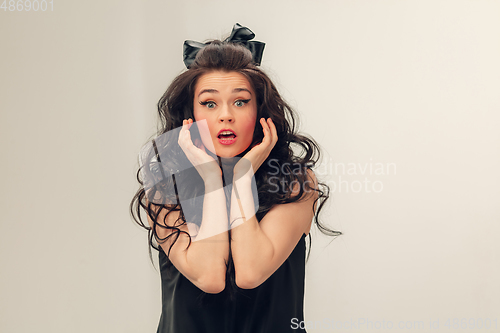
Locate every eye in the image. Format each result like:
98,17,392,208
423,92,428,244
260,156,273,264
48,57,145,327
199,101,216,109
235,99,251,107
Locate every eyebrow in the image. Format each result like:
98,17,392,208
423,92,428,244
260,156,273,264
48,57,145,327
198,88,252,98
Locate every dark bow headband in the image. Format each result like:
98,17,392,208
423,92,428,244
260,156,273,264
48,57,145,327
182,23,265,69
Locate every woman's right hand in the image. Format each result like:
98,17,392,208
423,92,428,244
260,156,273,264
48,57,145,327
178,118,222,183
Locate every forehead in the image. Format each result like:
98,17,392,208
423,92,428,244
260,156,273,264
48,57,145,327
195,71,253,93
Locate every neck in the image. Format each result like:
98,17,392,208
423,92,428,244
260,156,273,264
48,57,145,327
205,148,252,185
218,156,238,169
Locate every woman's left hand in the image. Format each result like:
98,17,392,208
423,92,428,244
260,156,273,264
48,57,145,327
234,118,278,179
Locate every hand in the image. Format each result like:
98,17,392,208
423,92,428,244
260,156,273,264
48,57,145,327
177,119,222,183
234,118,278,179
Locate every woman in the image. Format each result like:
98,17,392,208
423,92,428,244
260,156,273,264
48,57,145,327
130,23,341,333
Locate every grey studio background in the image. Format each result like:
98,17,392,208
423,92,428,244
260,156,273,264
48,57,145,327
1,1,499,332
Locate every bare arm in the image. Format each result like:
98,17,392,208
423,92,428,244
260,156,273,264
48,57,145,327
229,168,317,289
146,177,229,294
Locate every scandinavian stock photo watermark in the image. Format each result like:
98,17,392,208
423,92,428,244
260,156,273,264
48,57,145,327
267,157,397,194
291,317,498,331
139,120,398,243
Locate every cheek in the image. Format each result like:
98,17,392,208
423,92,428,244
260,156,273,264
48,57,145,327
193,109,211,133
241,115,257,140
193,108,203,123
242,120,256,135
192,109,212,145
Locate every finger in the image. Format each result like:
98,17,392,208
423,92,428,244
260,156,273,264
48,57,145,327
183,119,191,133
180,120,194,148
179,120,186,141
268,118,278,145
260,117,269,134
266,118,273,137
262,118,272,144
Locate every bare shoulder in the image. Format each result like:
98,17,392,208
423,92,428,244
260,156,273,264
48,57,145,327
290,167,319,220
303,168,319,198
260,167,318,240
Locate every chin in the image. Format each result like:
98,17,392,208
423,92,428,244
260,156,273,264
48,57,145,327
207,141,252,159
205,147,238,159
215,151,241,159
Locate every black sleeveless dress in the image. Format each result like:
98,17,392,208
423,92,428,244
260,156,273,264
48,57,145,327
156,233,308,333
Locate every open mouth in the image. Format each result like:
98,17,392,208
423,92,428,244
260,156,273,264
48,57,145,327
217,129,237,145
218,130,236,140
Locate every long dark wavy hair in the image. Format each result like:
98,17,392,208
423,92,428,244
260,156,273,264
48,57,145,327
129,39,341,301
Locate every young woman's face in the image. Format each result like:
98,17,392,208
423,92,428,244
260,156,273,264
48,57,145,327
193,70,257,158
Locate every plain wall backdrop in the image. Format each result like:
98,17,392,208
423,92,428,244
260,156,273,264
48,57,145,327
1,1,499,332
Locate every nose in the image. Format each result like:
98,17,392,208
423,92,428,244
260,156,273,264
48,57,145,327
218,104,234,123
